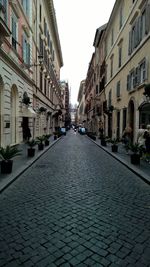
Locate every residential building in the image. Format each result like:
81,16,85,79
77,80,86,127
60,81,71,128
0,0,63,146
84,53,96,132
104,0,150,141
93,24,107,136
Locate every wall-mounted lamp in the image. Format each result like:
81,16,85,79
23,55,44,69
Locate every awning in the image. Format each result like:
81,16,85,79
22,107,36,117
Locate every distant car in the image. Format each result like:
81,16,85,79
81,127,86,134
60,127,66,135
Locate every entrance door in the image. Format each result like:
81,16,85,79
117,111,120,139
128,100,134,142
22,117,29,141
108,113,112,138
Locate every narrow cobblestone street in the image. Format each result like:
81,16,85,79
0,131,150,267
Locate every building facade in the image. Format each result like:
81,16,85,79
80,0,150,142
77,80,86,127
104,0,150,141
0,0,63,147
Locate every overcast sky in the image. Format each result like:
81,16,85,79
53,0,116,105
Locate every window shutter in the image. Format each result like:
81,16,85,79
145,4,150,34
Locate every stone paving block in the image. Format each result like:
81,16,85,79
0,133,150,267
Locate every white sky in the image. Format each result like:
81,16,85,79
53,0,116,105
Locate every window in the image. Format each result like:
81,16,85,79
39,4,42,22
96,85,98,95
110,56,114,78
44,18,47,36
128,5,150,55
108,90,112,107
22,0,29,16
12,12,18,50
127,58,147,91
139,59,147,83
0,0,8,23
40,71,43,91
22,32,30,64
111,28,114,46
118,46,122,68
44,77,47,95
119,6,123,29
116,81,121,98
39,35,43,56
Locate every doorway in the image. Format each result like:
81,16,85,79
22,117,29,141
128,100,134,142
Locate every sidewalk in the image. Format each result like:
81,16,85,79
0,136,62,193
87,136,150,185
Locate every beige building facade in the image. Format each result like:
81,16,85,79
104,0,150,141
0,0,63,147
77,80,86,127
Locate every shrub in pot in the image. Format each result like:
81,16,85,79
0,145,21,174
27,139,37,157
36,136,45,150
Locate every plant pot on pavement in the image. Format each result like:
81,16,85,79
130,154,140,165
111,144,118,152
45,140,49,146
101,139,107,146
27,148,35,157
0,145,21,174
38,143,44,150
1,160,13,174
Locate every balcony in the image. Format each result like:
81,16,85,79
0,3,11,45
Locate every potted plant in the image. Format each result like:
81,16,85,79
110,138,119,152
53,132,58,140
129,142,143,165
36,136,45,150
43,134,51,146
27,139,37,157
0,145,21,174
101,136,107,146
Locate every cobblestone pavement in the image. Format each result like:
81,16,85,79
0,131,150,267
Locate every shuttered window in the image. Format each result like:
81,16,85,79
127,58,147,91
128,4,150,55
